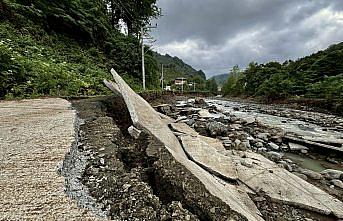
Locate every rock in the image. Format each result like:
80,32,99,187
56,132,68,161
242,141,251,149
331,179,343,189
321,169,343,180
244,117,256,125
122,184,132,192
278,161,292,172
289,142,309,151
206,121,228,136
185,119,196,126
293,172,308,180
299,168,322,180
241,159,253,168
255,142,264,148
268,142,279,150
99,158,105,165
257,133,269,141
195,97,206,105
230,124,242,130
254,197,266,202
156,104,172,115
176,116,187,122
300,149,308,154
257,147,267,153
266,151,283,161
128,125,141,139
198,109,213,118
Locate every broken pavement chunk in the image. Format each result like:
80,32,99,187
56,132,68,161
227,151,343,218
128,126,141,139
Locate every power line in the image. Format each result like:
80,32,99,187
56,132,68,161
116,0,134,21
111,1,133,23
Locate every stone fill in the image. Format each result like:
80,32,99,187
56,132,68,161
0,98,101,220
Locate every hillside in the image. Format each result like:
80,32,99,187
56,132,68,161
153,52,206,84
222,42,343,100
0,0,159,99
210,73,229,86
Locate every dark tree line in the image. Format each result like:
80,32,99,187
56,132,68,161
222,42,343,100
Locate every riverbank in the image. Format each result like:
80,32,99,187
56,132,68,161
219,96,343,116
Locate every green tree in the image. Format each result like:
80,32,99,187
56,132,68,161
206,78,218,94
107,0,160,36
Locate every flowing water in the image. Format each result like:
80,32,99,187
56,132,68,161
206,99,343,172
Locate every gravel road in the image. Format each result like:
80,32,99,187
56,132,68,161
0,98,100,220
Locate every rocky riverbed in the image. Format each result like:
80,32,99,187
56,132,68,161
154,97,343,202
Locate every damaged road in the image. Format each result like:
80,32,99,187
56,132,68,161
58,69,343,220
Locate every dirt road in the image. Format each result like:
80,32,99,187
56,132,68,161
0,98,99,220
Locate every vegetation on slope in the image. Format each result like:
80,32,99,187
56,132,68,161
153,52,217,92
0,0,160,99
222,43,343,100
210,73,229,86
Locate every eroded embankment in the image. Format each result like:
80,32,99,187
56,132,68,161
68,96,247,220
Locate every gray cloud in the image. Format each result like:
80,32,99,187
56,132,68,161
152,0,343,78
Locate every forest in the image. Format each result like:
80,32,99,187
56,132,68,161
222,42,343,100
0,0,217,99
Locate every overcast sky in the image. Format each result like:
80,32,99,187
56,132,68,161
151,0,343,78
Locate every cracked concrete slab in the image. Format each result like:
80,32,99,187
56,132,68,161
105,69,265,221
181,135,238,181
227,151,343,218
0,98,101,220
169,122,225,151
170,122,199,136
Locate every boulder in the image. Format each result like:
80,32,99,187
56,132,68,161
257,133,269,141
292,172,308,180
298,168,323,180
332,180,343,189
321,169,343,180
195,98,206,105
155,104,172,115
244,117,256,125
206,121,228,136
266,151,283,161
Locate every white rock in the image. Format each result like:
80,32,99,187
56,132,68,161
128,125,141,139
321,169,343,180
289,142,309,151
268,142,279,150
332,180,343,189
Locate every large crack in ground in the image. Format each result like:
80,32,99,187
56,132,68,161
65,96,246,220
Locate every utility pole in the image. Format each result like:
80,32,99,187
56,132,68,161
141,27,146,91
141,24,157,91
181,79,184,94
161,64,164,90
